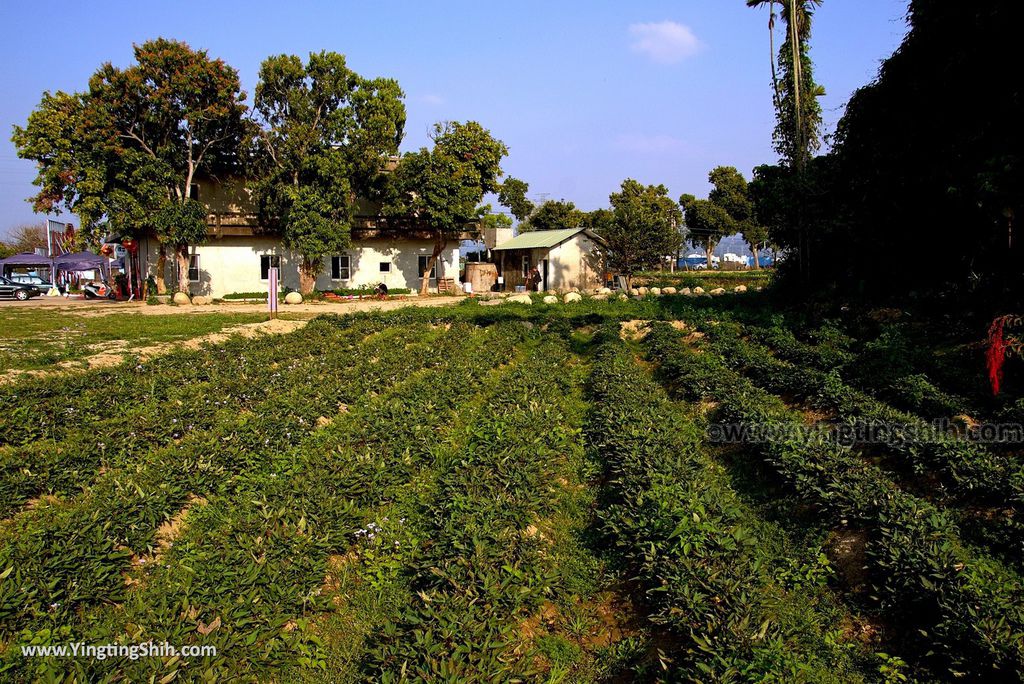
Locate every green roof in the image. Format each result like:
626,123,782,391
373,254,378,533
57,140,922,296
491,227,588,251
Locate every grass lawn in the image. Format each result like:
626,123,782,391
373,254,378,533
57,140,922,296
0,307,278,372
634,268,774,290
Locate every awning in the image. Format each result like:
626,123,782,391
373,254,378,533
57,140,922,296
0,252,53,268
55,251,106,271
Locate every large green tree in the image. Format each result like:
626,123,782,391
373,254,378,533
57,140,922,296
680,193,734,270
385,121,508,294
13,38,248,293
747,1,825,282
604,180,682,289
497,177,533,224
707,166,768,269
520,200,584,232
253,51,405,294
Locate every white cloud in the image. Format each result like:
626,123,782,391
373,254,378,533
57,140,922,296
419,93,445,106
615,133,692,155
628,21,703,64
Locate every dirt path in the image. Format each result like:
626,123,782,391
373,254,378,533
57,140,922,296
0,296,464,385
0,295,464,317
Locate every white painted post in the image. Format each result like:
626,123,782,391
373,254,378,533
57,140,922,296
268,267,278,319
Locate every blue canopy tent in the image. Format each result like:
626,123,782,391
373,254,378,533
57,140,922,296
0,252,57,291
0,252,54,275
55,251,107,273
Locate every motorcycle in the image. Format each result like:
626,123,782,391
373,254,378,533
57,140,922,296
83,281,116,300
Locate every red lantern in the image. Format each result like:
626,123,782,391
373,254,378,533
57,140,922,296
122,237,138,254
100,244,114,257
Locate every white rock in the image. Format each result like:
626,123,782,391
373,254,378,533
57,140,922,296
192,296,210,305
629,288,640,296
172,292,191,305
709,288,726,296
734,285,747,293
284,291,303,304
649,287,662,296
546,289,558,295
637,287,649,296
563,292,583,304
692,287,704,295
592,294,609,301
479,298,502,306
543,295,559,304
680,287,691,296
662,287,676,295
506,293,533,305
598,287,612,295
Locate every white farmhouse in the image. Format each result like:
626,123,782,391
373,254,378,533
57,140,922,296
140,177,468,297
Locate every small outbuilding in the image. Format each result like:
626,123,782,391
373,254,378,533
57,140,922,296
490,227,605,292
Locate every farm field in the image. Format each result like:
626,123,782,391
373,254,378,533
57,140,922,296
0,307,286,374
0,294,1021,682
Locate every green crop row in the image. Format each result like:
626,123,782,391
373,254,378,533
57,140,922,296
746,322,976,422
0,321,455,640
2,322,528,681
360,334,589,681
586,326,879,682
645,323,1024,679
0,321,399,518
0,317,384,448
699,321,1019,509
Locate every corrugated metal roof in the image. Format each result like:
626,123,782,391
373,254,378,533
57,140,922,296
491,227,587,251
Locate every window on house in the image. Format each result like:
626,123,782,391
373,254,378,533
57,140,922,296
188,254,200,282
417,255,436,280
331,255,350,280
188,183,200,201
260,255,281,280
522,255,531,277
379,261,391,273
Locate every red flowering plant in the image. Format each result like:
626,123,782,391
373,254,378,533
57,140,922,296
986,315,1023,395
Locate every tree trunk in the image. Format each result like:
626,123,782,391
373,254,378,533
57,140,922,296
175,246,190,294
155,243,168,294
299,257,317,295
706,239,718,270
752,244,761,270
421,235,445,296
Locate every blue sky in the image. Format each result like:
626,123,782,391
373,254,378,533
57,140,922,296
0,0,910,236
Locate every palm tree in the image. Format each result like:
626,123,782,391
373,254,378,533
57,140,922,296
746,0,823,169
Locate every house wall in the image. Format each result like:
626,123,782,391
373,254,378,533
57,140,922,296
548,234,603,291
144,237,459,298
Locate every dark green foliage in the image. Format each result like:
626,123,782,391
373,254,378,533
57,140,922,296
645,322,1024,678
587,329,870,681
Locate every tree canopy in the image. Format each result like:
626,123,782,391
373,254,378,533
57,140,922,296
13,38,248,292
252,51,406,293
497,177,533,224
520,200,584,232
384,121,508,293
603,180,682,287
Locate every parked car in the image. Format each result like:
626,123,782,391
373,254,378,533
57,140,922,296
9,274,54,293
0,276,43,301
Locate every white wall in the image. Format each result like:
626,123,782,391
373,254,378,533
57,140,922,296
546,234,602,291
144,237,460,298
